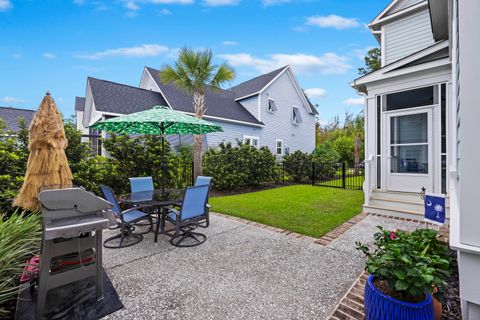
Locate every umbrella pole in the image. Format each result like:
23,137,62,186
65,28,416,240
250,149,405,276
161,133,165,195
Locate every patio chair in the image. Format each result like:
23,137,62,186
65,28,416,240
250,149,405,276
129,176,157,225
101,186,153,249
129,176,154,193
161,184,210,247
194,176,212,227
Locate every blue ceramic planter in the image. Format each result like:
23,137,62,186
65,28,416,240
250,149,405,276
364,275,434,320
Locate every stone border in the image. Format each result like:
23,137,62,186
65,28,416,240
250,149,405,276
211,211,370,246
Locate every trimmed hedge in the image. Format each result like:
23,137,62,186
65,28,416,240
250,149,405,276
203,142,277,191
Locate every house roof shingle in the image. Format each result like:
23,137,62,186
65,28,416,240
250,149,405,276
75,97,86,111
145,67,263,125
88,77,168,114
0,106,35,132
229,66,288,99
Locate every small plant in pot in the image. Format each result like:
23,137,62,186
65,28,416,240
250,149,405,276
356,227,450,320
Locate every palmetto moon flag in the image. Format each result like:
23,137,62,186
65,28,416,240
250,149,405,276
424,193,446,225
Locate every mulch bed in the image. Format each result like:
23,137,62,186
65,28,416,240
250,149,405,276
209,182,296,198
442,248,462,320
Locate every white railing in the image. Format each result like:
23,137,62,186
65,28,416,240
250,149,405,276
363,154,375,206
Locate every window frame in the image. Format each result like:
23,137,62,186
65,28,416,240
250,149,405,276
275,139,283,156
243,135,260,149
292,106,303,125
267,98,277,113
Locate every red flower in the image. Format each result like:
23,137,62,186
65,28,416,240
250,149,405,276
389,231,397,240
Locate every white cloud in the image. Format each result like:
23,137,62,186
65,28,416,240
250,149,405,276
76,44,170,60
220,52,351,75
352,46,375,60
73,0,85,5
157,8,172,15
306,15,360,30
125,1,139,10
222,41,239,46
43,53,56,59
203,0,239,6
304,88,327,99
344,97,364,106
1,96,24,103
262,0,290,6
0,0,12,11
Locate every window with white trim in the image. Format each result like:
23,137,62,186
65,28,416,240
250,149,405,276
292,106,302,125
275,139,283,155
267,98,277,113
243,135,259,149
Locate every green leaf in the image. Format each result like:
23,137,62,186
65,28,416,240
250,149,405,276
394,270,407,280
395,279,409,291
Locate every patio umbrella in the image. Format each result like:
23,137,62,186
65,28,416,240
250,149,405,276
13,92,73,211
90,105,222,193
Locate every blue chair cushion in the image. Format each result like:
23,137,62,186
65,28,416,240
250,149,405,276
123,209,149,223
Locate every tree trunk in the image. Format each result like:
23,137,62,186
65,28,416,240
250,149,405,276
193,92,206,179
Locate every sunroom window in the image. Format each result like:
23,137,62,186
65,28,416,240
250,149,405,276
267,98,277,112
292,106,302,125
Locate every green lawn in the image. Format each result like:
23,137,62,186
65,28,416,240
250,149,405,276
210,185,364,238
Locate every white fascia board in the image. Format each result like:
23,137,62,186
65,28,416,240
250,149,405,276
369,0,401,27
370,1,428,28
285,69,316,115
354,41,450,86
234,66,290,102
181,112,265,128
258,66,289,96
144,67,173,108
234,92,260,101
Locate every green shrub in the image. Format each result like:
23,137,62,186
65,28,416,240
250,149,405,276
312,141,340,163
283,150,312,183
0,211,42,318
356,227,450,301
203,142,277,191
0,118,29,216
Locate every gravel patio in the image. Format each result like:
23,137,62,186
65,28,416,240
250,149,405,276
102,212,434,320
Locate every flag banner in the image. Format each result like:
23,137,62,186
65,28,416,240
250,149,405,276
424,193,446,225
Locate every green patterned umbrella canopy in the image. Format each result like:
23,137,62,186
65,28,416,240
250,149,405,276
90,105,223,134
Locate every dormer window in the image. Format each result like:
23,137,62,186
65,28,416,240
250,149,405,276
292,106,302,125
267,98,277,113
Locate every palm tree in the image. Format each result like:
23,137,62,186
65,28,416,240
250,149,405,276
159,47,235,178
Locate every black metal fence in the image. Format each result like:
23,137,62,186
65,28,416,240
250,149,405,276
311,162,364,190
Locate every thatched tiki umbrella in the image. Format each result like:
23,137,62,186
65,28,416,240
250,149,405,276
13,92,73,211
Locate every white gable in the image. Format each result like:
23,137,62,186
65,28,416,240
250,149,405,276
387,0,423,16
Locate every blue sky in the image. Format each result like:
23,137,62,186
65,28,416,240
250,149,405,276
0,0,388,124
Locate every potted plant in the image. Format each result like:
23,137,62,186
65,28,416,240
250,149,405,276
356,227,450,320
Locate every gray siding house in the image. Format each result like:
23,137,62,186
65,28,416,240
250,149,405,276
0,106,35,133
77,65,318,156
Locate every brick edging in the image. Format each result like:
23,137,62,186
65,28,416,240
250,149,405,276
328,272,368,320
211,211,370,246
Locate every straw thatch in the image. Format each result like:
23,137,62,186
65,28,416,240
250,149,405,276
13,93,73,211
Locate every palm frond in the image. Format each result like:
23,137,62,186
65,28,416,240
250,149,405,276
159,47,235,93
210,62,235,88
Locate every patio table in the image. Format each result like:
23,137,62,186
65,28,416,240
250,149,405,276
121,189,184,243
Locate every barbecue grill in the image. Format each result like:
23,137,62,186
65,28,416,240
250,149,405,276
36,187,115,319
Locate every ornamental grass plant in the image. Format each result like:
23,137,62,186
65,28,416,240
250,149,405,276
0,210,41,318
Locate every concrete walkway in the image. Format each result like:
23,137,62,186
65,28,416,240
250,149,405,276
103,213,426,320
